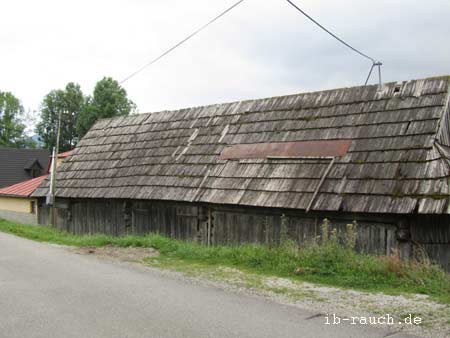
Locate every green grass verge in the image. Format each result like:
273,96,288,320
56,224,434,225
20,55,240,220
1,219,449,304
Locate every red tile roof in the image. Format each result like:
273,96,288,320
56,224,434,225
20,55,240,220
0,175,48,198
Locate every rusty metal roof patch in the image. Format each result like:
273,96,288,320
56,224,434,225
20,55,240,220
219,140,352,160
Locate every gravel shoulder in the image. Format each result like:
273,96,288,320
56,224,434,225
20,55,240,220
72,245,450,338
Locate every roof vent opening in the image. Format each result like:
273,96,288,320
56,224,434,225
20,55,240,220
394,85,401,93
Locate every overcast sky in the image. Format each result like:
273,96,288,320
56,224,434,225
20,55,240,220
1,0,450,123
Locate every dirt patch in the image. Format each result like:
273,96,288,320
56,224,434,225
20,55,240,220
74,245,159,262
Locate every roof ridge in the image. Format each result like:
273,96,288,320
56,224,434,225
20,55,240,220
92,76,450,128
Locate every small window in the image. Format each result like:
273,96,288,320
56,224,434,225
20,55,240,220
31,168,41,178
30,201,36,214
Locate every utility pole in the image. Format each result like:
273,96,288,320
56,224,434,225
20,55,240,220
47,110,62,226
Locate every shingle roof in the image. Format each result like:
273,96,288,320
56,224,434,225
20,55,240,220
33,76,450,214
0,175,48,197
0,148,50,188
23,158,43,170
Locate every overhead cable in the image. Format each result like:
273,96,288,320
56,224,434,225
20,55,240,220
285,0,382,85
120,0,246,84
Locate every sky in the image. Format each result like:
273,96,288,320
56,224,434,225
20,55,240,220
1,0,450,128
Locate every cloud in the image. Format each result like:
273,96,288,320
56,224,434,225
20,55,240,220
1,0,449,121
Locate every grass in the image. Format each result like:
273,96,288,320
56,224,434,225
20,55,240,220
1,219,449,304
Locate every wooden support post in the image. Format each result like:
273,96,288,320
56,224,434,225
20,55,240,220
396,218,411,260
196,206,207,243
199,207,215,246
207,208,212,246
123,201,132,234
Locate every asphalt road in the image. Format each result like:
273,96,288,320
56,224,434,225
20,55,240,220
0,232,419,338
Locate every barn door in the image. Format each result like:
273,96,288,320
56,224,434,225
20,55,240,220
175,205,205,241
197,206,214,245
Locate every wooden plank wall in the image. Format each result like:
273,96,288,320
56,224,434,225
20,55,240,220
37,202,51,225
36,198,449,271
211,208,397,255
68,200,125,235
38,199,402,256
132,201,199,240
411,215,450,272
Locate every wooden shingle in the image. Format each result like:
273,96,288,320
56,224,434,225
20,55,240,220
33,76,450,214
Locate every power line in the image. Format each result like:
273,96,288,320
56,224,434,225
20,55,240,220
120,0,246,84
121,0,382,86
285,0,377,63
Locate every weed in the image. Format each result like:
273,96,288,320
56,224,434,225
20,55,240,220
383,249,404,276
320,218,329,243
344,221,357,250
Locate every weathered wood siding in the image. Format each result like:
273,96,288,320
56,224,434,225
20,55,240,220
38,201,51,225
132,201,199,240
211,206,398,255
37,198,449,272
412,215,450,272
73,200,125,235
39,198,398,254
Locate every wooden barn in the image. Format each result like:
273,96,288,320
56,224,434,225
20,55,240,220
33,76,450,271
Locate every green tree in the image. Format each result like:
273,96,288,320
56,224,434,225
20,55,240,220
76,77,136,137
36,83,85,151
0,91,35,148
